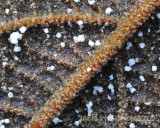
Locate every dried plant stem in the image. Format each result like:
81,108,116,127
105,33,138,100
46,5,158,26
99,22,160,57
8,63,58,92
25,0,160,127
0,10,118,35
0,103,33,117
114,57,126,128
126,97,160,106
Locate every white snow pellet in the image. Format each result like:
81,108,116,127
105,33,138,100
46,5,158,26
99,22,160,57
105,7,113,15
19,26,27,33
8,32,22,44
8,92,13,98
5,9,9,14
107,114,114,121
152,65,157,71
88,40,94,47
138,31,143,37
139,76,145,81
129,123,135,128
56,32,62,38
125,66,132,71
52,117,63,125
88,0,95,5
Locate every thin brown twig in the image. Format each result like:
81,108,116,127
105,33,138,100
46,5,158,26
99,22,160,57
114,57,126,128
0,103,33,117
126,97,160,106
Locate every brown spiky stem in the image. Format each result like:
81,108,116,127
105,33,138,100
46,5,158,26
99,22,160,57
25,0,160,127
0,10,119,35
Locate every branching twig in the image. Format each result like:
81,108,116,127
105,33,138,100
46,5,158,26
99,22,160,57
25,0,160,127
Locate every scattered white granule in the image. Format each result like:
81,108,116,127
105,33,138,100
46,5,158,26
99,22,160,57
144,102,151,105
0,119,5,124
13,45,21,52
126,83,132,88
19,26,27,33
20,84,23,88
73,35,85,43
95,40,101,46
67,8,72,13
87,67,91,72
130,87,136,93
8,31,22,44
126,83,136,93
74,119,81,126
126,41,132,50
75,110,79,113
5,9,9,14
0,125,5,128
128,58,139,66
54,53,57,57
139,42,145,49
151,15,155,20
107,114,114,121
147,28,151,33
139,76,145,81
107,95,111,100
129,123,135,128
157,13,160,19
56,32,62,38
151,46,154,50
60,42,65,47
88,40,94,47
109,74,114,80
1,86,6,90
8,87,13,90
4,119,10,124
77,35,85,42
43,28,49,34
2,62,8,66
74,0,80,3
73,36,78,43
88,0,95,5
47,34,50,38
86,101,93,116
47,65,55,71
108,84,114,94
105,7,113,15
78,20,83,26
14,56,19,60
125,66,132,71
8,92,13,98
135,106,140,112
138,31,143,37
53,117,63,125
152,65,157,71
93,86,103,95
